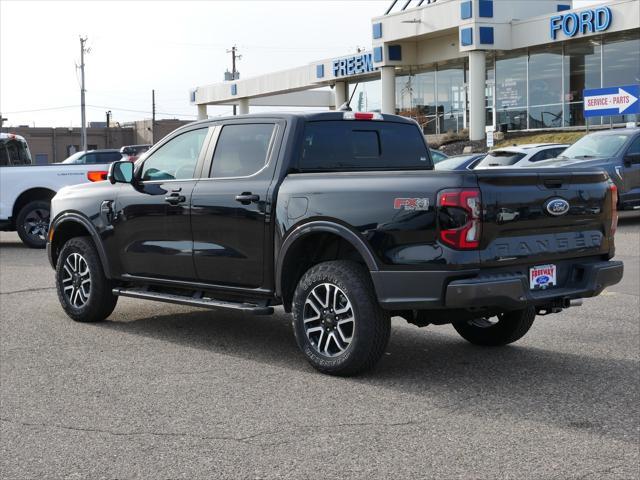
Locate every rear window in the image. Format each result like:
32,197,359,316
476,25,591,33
1,139,32,165
476,151,526,167
299,121,431,171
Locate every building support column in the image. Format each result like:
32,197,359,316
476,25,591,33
238,98,250,115
381,66,396,115
334,81,348,109
197,104,207,120
468,50,487,141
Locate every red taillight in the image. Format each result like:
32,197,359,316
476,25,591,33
437,188,482,250
87,170,108,182
610,183,618,236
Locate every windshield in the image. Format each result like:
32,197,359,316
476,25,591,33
61,151,86,164
560,134,630,159
476,151,525,167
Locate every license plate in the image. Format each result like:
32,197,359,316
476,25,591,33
529,264,557,290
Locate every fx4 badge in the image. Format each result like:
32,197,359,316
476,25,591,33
394,198,430,211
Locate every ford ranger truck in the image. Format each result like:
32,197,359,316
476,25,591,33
46,112,623,376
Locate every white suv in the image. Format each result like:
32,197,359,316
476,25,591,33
475,143,569,169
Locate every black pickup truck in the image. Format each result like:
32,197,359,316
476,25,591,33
47,112,623,375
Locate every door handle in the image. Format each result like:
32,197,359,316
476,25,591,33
235,192,260,204
165,192,186,204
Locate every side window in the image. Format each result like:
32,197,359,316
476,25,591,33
0,146,8,166
210,123,275,178
530,148,559,162
141,128,208,181
529,151,545,162
626,137,640,158
93,152,120,164
107,151,123,163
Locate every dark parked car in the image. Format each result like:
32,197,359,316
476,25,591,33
434,153,485,171
61,149,123,165
532,128,640,210
47,112,622,376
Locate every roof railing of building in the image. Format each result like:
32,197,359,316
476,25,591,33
384,0,432,15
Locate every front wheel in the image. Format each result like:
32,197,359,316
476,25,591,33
292,260,390,376
452,307,536,346
16,200,50,248
55,237,118,322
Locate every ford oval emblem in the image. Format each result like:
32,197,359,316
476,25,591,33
545,198,570,216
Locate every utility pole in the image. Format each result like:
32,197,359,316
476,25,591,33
227,45,241,115
151,89,156,144
79,36,89,151
105,110,111,148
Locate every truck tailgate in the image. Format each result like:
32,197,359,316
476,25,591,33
476,170,614,267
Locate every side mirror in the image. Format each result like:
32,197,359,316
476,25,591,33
623,152,640,167
108,160,134,184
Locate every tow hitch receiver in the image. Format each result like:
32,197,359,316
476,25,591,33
537,298,583,316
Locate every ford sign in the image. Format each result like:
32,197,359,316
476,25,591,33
545,198,570,216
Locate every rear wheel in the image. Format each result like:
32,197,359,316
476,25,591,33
452,307,536,346
55,237,117,322
16,200,50,248
292,260,390,376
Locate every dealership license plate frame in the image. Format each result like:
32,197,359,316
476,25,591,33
529,264,557,290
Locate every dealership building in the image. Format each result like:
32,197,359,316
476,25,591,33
192,0,640,140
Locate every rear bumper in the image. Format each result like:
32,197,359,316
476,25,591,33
372,260,623,311
445,260,623,309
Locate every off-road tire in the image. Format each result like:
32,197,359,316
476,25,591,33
16,200,50,248
292,260,390,376
452,307,536,346
55,236,117,322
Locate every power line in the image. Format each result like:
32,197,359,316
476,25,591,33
86,104,198,118
4,104,198,118
3,105,78,114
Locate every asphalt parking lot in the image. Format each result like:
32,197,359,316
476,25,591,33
1,213,638,479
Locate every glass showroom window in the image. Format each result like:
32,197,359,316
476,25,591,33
437,60,466,134
349,79,382,113
603,30,640,125
564,37,602,127
396,69,437,134
528,45,563,129
495,50,528,131
486,53,496,129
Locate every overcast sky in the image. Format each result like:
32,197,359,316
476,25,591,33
0,0,604,127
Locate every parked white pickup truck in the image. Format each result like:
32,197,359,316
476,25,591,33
0,133,111,248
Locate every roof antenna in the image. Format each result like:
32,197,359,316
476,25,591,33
339,82,359,112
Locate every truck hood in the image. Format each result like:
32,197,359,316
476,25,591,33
55,179,115,198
